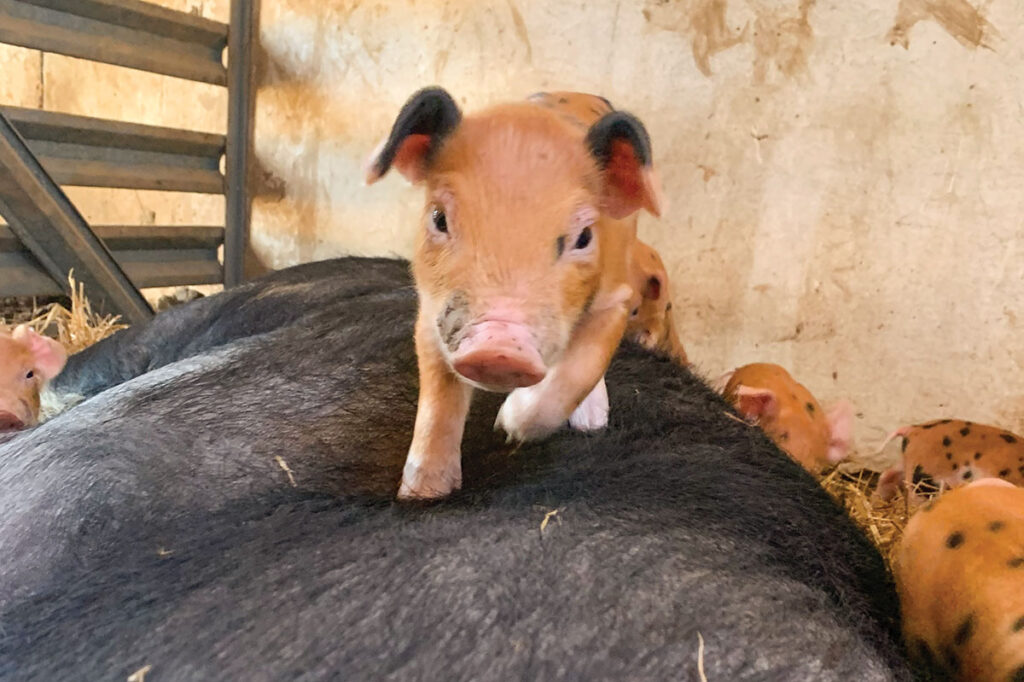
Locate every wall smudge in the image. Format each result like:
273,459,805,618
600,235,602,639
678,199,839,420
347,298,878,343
643,0,815,82
643,0,747,76
888,0,998,50
750,0,815,83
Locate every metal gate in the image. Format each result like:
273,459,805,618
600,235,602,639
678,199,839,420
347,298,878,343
0,0,257,324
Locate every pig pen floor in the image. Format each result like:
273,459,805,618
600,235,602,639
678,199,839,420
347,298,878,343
822,469,910,567
2,290,914,573
1,296,70,326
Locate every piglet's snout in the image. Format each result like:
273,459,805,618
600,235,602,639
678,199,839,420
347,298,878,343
0,410,25,432
452,320,546,390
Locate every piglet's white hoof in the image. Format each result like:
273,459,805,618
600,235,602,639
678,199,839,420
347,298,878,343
569,378,609,432
495,385,563,443
396,456,461,501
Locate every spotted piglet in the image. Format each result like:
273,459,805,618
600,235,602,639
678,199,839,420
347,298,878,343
874,420,1024,503
896,478,1024,681
527,90,616,135
715,363,853,475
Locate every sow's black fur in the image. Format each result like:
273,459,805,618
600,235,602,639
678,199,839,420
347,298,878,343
0,258,916,681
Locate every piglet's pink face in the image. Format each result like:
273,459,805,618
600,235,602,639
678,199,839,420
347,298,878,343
0,326,67,431
366,88,662,392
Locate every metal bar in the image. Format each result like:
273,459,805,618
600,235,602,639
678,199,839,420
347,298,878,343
3,106,226,193
111,247,222,288
0,111,152,323
18,0,228,47
223,0,256,288
0,0,227,85
2,106,225,157
0,225,224,252
0,248,222,296
36,155,223,193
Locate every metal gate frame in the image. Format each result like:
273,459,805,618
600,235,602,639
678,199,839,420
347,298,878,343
0,0,257,324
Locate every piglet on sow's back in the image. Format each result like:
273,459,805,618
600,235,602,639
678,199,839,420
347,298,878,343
0,325,67,432
897,478,1024,681
366,86,662,500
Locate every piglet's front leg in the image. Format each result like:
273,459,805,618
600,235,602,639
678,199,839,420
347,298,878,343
398,314,473,500
495,285,631,442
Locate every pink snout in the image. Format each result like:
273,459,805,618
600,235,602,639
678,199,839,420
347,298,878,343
0,411,25,432
452,320,546,390
966,477,1017,490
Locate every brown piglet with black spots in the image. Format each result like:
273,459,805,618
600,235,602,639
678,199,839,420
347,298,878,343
715,362,853,475
874,420,1024,503
896,478,1024,681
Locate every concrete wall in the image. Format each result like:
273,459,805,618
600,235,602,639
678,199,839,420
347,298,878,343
2,0,1021,466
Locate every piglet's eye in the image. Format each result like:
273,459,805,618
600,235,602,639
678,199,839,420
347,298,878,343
431,208,448,233
25,370,34,379
573,226,592,250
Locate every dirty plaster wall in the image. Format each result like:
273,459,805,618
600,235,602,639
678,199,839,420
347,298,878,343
1,0,1021,466
254,0,1023,467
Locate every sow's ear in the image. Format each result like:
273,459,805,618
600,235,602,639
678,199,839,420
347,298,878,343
585,111,663,219
365,87,462,185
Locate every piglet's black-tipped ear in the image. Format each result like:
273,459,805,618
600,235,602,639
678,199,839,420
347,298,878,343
365,87,462,185
585,111,663,218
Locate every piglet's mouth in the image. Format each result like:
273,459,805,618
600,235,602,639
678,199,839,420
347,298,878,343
0,411,25,432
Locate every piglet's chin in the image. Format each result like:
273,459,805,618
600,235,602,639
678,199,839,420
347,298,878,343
451,320,547,392
0,411,25,432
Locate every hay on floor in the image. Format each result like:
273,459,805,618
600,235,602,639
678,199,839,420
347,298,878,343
820,468,909,569
11,272,127,354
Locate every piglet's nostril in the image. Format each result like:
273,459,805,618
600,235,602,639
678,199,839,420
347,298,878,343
0,411,25,432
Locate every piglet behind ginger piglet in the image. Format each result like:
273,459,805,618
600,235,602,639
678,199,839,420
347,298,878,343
715,362,853,475
625,239,688,365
